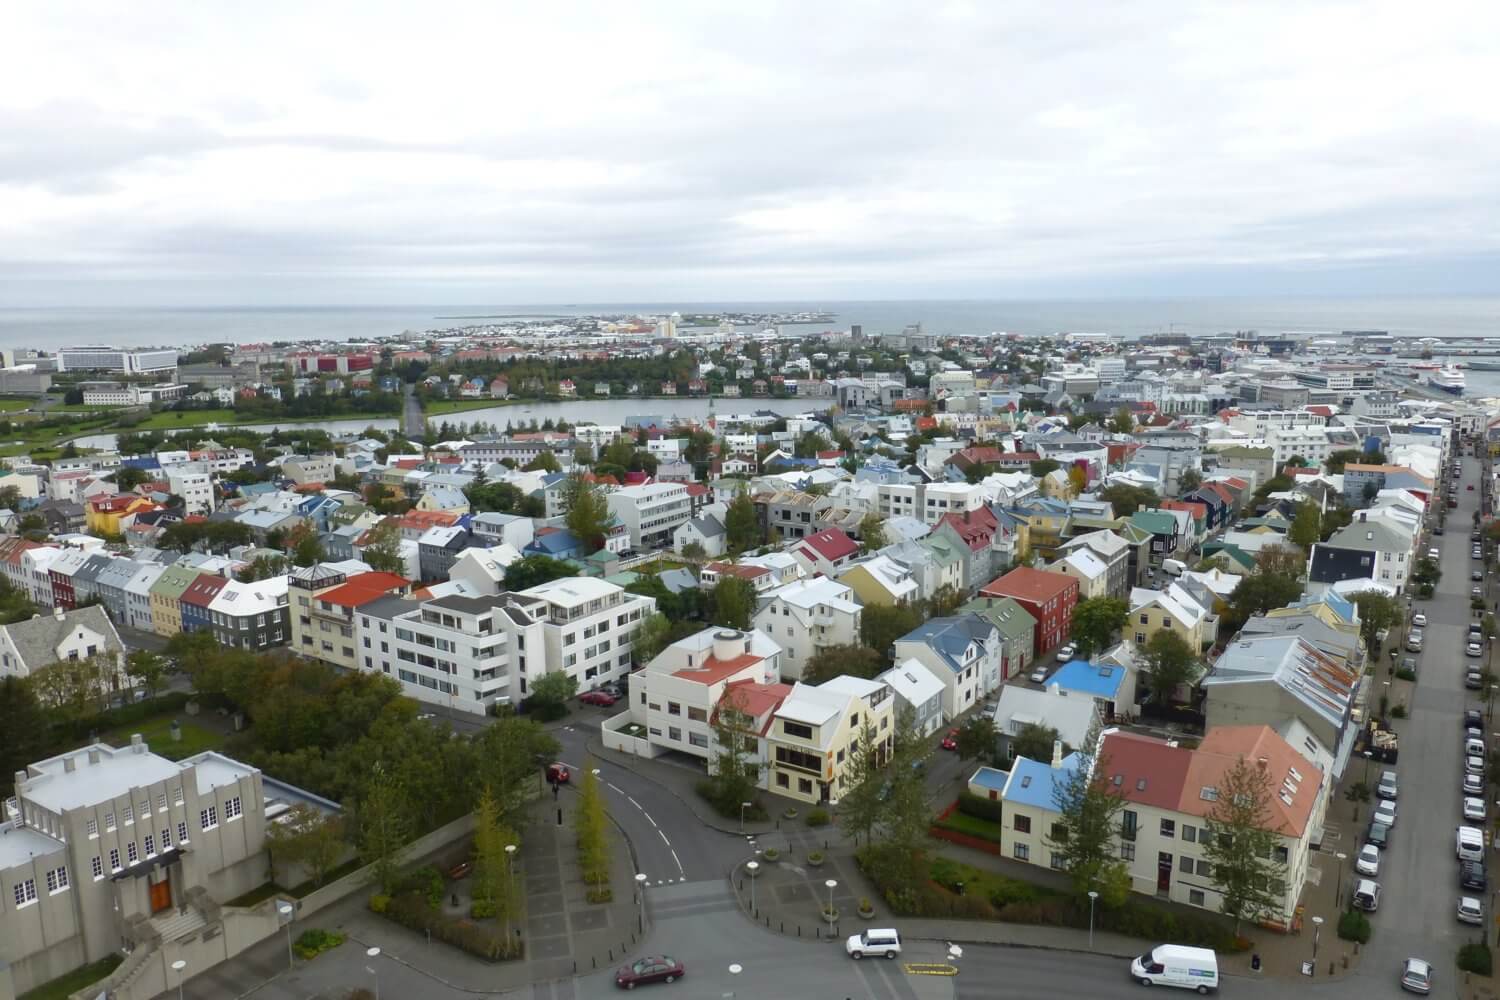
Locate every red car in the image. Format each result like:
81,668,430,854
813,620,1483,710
579,690,618,707
546,762,571,784
615,955,684,989
1469,484,1476,491
941,728,959,751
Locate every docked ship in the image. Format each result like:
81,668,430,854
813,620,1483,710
1428,365,1467,394
1465,359,1500,371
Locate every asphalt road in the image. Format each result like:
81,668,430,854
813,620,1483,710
402,383,425,438
1335,447,1484,999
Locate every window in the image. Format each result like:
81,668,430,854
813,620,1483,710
1013,815,1032,834
13,879,36,907
104,811,116,831
782,720,813,740
91,856,104,880
668,727,682,742
668,702,681,716
775,772,789,788
1013,843,1030,861
687,707,707,723
46,866,69,894
225,797,243,822
1050,822,1069,842
161,826,171,849
172,786,184,806
1159,819,1175,838
1178,855,1193,874
177,821,189,844
1134,632,1146,644
127,842,139,864
109,848,121,871
1120,811,1138,841
200,806,218,831
145,834,156,857
157,794,167,812
1120,842,1136,862
86,818,98,838
1049,852,1065,871
1189,889,1205,906
798,777,813,795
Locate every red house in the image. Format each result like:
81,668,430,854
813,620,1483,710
980,566,1079,657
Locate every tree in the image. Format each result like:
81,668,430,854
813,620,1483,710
113,466,152,491
237,554,290,583
681,540,706,563
1225,552,1305,629
1070,597,1127,659
1011,722,1061,764
1178,468,1202,493
0,578,38,625
724,488,760,554
126,650,168,700
1067,465,1088,497
703,686,761,815
0,677,50,797
1098,484,1159,518
474,716,560,829
860,602,925,664
470,785,516,922
358,763,411,894
27,657,115,724
802,644,885,685
264,803,346,888
632,612,672,665
836,721,885,847
1046,736,1127,900
501,555,575,591
1203,756,1288,934
560,474,611,554
877,707,931,855
1139,630,1201,703
1288,500,1321,552
1029,458,1061,478
1361,480,1379,505
925,584,966,618
954,715,998,765
523,451,561,473
1324,449,1362,475
709,577,756,630
575,763,611,899
1109,406,1136,434
858,512,887,554
1349,590,1400,657
361,519,405,574
527,671,578,721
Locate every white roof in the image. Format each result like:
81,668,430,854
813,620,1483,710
767,576,860,613
18,743,183,813
182,751,259,796
878,658,945,705
994,686,1098,747
0,820,64,868
208,575,289,617
1059,549,1108,581
520,575,621,607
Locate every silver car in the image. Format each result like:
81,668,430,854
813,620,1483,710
1467,755,1486,776
1459,897,1484,925
1377,771,1398,800
1373,801,1397,828
1356,844,1381,876
1464,773,1484,795
1464,797,1487,822
1401,957,1432,995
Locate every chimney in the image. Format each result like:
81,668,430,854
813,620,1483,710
130,734,145,754
53,604,64,620
1256,756,1269,770
1051,739,1063,768
713,630,748,662
63,756,75,774
13,770,26,789
87,748,101,765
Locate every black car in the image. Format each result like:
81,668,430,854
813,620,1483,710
1367,821,1390,849
1466,709,1484,729
1462,860,1488,892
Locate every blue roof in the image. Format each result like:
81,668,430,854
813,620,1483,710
969,766,1009,792
1049,659,1126,698
1003,752,1084,811
896,616,996,674
525,530,581,556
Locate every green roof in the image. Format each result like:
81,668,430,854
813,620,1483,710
955,596,1036,641
148,564,202,601
1201,542,1256,569
1129,511,1176,535
1217,445,1273,459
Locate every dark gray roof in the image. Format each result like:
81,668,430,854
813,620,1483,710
5,606,124,672
358,594,412,622
427,594,508,614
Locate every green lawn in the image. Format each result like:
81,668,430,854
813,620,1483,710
19,955,122,1000
50,403,127,413
935,810,1006,843
423,398,514,415
0,398,34,412
132,408,242,429
102,713,224,760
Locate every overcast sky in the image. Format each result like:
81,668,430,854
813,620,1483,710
2,2,1498,306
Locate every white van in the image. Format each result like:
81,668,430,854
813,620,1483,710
1130,944,1219,993
1162,558,1187,577
1458,825,1485,862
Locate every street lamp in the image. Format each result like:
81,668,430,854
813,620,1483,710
1334,853,1348,910
171,959,187,1000
725,962,743,1000
1310,915,1324,976
1087,890,1099,949
745,861,759,915
739,801,751,832
365,946,381,1000
825,878,838,926
505,843,518,938
277,901,294,969
635,872,649,928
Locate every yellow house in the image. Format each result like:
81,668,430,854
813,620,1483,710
838,554,919,606
86,494,159,536
1128,582,1212,653
148,564,203,637
767,676,894,805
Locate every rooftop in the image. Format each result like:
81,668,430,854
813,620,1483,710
318,571,410,607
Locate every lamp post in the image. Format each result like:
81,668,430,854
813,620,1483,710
1087,890,1099,949
366,946,381,1000
171,959,187,1000
825,878,838,927
745,861,759,915
504,843,518,940
635,872,649,929
739,801,751,833
725,962,743,1000
277,902,294,969
1310,915,1324,976
1334,853,1348,910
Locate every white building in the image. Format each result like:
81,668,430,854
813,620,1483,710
607,482,693,550
57,346,178,373
164,465,215,515
753,577,862,681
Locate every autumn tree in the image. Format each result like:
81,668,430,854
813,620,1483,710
575,764,611,900
361,518,405,574
701,687,760,816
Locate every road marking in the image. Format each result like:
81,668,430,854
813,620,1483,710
658,828,671,846
903,963,958,977
609,783,625,794
627,795,642,807
670,849,682,870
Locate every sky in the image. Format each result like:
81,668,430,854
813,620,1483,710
2,2,1498,306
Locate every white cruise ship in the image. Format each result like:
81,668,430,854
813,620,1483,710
1429,365,1466,395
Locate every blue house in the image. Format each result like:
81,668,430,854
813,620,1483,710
524,529,584,560
998,750,1086,865
1046,660,1135,720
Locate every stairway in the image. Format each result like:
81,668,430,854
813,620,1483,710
150,905,208,943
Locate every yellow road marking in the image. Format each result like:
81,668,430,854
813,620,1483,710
903,963,959,976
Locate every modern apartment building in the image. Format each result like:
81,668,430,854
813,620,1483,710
56,346,179,374
288,567,411,672
0,739,266,996
752,577,862,681
607,482,693,550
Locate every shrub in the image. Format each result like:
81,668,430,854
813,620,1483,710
783,807,799,820
805,807,830,827
1391,704,1408,719
694,780,768,821
293,928,345,959
1337,909,1371,943
957,791,1005,822
470,899,496,919
762,848,780,862
1459,941,1493,976
368,894,391,914
807,851,824,865
381,891,522,961
858,897,874,913
586,887,613,904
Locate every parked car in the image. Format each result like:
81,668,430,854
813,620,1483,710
1467,738,1486,758
1461,860,1488,891
1465,773,1486,796
1412,613,1428,628
1055,643,1076,662
1467,754,1486,776
1466,709,1485,729
1400,957,1433,994
1458,896,1484,925
1377,771,1398,800
1475,570,1485,581
546,762,571,784
846,928,903,959
615,956,685,989
580,690,619,707
1406,632,1423,652
1464,797,1486,822
1467,643,1484,658
1466,671,1485,689
1029,665,1049,684
1356,844,1381,876
1474,586,1484,598
940,729,959,752
1373,801,1397,828
1352,878,1381,912
1401,656,1418,675
1367,821,1390,849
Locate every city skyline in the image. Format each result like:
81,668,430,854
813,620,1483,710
2,2,1497,306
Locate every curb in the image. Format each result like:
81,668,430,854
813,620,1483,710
584,737,776,839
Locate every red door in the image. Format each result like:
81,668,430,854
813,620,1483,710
149,875,172,914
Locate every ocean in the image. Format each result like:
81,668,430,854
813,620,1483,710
2,297,1498,353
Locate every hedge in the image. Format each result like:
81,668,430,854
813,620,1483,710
380,892,522,961
957,791,1005,823
1337,909,1371,943
1459,942,1493,976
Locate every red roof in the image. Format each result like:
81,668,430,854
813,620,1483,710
1097,730,1195,812
180,573,228,608
980,566,1078,603
399,510,461,531
317,571,410,607
1159,500,1207,522
685,483,710,497
706,562,769,581
720,679,794,734
1205,483,1235,505
1304,405,1335,417
936,506,998,552
798,528,859,563
672,652,763,685
815,449,846,460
